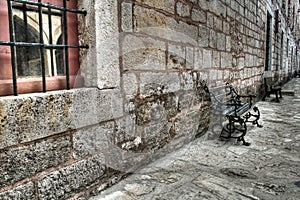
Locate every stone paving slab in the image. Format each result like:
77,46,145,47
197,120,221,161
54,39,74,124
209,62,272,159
91,78,300,200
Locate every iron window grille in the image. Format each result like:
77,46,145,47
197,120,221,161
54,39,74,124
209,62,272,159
0,0,88,96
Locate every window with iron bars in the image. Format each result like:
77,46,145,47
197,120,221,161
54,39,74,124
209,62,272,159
0,0,88,96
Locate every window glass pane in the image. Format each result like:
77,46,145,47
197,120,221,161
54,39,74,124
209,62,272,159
12,2,64,77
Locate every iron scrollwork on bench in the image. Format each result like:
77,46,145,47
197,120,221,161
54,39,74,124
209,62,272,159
205,82,263,146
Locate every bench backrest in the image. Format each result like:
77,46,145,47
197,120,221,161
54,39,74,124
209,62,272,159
205,83,252,117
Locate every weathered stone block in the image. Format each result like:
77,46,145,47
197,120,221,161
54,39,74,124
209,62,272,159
95,0,120,89
217,33,226,51
226,36,231,51
115,113,137,144
0,92,72,148
213,17,223,32
191,9,206,23
0,135,70,188
135,92,178,126
123,34,166,71
70,88,99,129
98,89,123,122
122,73,138,100
194,48,203,70
0,182,35,199
176,1,190,17
174,110,203,137
180,72,194,90
167,44,185,70
143,121,173,150
212,51,220,68
38,154,106,200
186,47,194,69
221,52,232,68
209,29,217,48
198,25,209,47
203,50,212,68
209,0,226,17
198,0,209,10
122,2,133,32
73,122,114,159
96,37,120,89
139,72,180,98
136,0,175,14
207,13,214,28
134,6,198,44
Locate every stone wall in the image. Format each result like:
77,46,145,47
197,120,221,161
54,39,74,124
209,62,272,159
1,0,296,199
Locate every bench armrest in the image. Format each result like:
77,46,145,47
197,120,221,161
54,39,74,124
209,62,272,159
236,94,256,106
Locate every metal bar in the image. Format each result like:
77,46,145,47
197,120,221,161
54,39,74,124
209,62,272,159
48,7,55,76
38,0,46,92
12,0,87,15
7,0,18,96
0,41,89,49
63,0,70,89
23,3,30,76
12,4,62,16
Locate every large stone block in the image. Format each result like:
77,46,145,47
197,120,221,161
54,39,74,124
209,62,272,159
98,89,124,122
209,29,217,48
122,2,133,32
217,33,226,51
221,52,233,68
115,113,137,144
135,92,178,126
212,51,221,68
208,0,226,17
176,1,190,17
134,6,198,44
180,72,194,90
70,88,99,129
73,122,114,159
214,17,223,32
143,121,173,151
203,50,212,68
198,25,209,47
0,91,73,148
38,154,106,200
122,73,138,100
0,135,70,188
167,44,185,70
136,0,175,14
198,0,209,11
95,0,120,89
186,47,194,69
191,8,206,23
194,48,203,70
0,182,35,199
122,34,166,71
139,72,181,98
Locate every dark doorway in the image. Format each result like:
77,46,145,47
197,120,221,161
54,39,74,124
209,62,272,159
265,12,272,71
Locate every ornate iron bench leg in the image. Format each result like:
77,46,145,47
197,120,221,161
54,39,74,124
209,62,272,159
219,116,235,140
244,106,263,128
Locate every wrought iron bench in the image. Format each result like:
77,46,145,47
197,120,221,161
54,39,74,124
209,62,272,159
262,78,282,102
204,83,262,146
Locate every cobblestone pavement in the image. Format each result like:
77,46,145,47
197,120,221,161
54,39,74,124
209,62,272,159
91,78,300,200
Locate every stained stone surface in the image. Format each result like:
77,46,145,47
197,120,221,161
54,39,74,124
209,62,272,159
90,78,300,200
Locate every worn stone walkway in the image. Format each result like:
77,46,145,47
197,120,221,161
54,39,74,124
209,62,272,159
91,78,300,200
